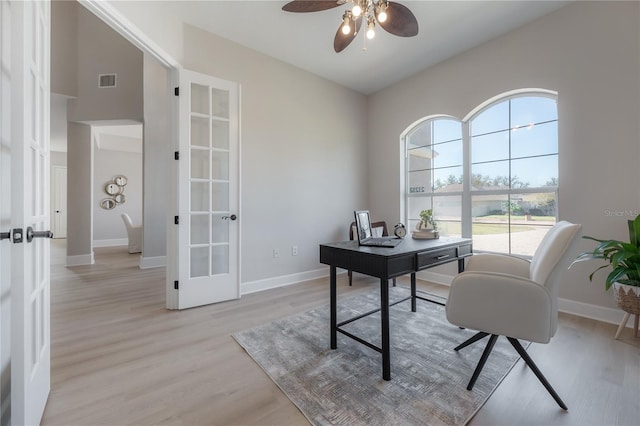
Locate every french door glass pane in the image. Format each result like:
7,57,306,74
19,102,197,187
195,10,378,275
212,120,229,149
191,116,209,147
191,83,209,115
190,214,209,245
211,214,229,243
191,148,210,179
211,245,229,275
190,247,209,278
190,182,209,212
211,88,229,118
211,182,229,211
212,151,229,180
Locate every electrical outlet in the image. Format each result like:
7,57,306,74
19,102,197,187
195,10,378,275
273,248,280,258
292,245,298,256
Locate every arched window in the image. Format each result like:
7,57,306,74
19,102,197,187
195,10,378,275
403,91,558,256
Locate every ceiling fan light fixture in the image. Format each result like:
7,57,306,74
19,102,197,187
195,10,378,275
366,18,375,39
376,1,388,23
352,2,362,17
341,13,352,35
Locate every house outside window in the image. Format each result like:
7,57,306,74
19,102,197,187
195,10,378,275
403,90,558,256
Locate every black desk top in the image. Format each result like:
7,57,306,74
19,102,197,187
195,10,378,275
320,237,472,279
320,237,472,256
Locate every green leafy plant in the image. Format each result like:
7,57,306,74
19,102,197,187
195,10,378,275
419,209,438,230
571,214,640,290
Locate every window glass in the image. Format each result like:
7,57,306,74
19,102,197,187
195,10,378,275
404,92,558,256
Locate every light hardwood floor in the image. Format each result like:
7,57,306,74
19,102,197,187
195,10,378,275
42,240,640,425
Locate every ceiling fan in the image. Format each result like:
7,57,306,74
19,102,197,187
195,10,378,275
282,0,419,53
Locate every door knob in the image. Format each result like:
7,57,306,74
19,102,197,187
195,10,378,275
221,214,237,221
26,226,53,243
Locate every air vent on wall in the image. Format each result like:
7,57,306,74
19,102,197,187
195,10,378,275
98,73,117,88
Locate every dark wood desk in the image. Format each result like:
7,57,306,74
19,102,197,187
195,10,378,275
319,237,472,380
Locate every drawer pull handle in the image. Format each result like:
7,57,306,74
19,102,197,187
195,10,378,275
436,254,450,260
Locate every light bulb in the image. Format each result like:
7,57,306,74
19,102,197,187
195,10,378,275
376,2,388,22
367,21,375,39
352,3,362,17
342,18,351,35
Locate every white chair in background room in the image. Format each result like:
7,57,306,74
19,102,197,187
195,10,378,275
121,213,142,254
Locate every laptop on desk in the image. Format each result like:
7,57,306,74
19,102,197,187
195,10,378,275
354,210,403,248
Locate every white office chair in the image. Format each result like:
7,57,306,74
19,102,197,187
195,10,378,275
445,221,581,410
121,213,142,254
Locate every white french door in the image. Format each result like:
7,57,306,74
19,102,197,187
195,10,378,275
51,166,67,238
6,0,52,424
174,69,240,310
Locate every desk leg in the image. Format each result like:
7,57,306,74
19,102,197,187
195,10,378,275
330,266,337,349
381,277,391,381
458,257,465,273
410,273,417,312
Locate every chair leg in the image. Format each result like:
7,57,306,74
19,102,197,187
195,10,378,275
507,337,568,411
466,334,498,390
454,331,490,351
348,270,352,286
392,278,396,287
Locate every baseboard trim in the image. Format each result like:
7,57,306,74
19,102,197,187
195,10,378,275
242,268,328,295
139,255,166,269
93,238,128,248
66,252,94,266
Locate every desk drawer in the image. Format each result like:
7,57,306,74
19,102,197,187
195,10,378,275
416,247,458,269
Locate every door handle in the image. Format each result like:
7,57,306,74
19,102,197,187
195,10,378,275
26,226,53,243
0,231,9,241
221,214,237,221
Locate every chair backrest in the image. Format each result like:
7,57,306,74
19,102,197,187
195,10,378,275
349,220,389,240
530,221,581,287
529,221,581,337
121,213,133,231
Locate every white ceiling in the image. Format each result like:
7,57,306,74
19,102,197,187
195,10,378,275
161,0,570,94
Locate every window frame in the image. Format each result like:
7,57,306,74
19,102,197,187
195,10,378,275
401,89,559,257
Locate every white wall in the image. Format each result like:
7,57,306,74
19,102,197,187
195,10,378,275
66,122,93,263
67,5,143,123
182,25,368,287
93,142,143,244
141,54,169,266
51,0,78,97
367,1,640,313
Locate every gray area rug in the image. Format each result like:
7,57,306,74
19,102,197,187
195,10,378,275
233,287,524,426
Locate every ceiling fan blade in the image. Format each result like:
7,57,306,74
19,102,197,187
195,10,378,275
376,1,419,37
282,1,341,13
333,18,362,53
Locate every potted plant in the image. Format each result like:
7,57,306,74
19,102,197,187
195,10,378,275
571,214,640,337
417,209,438,231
